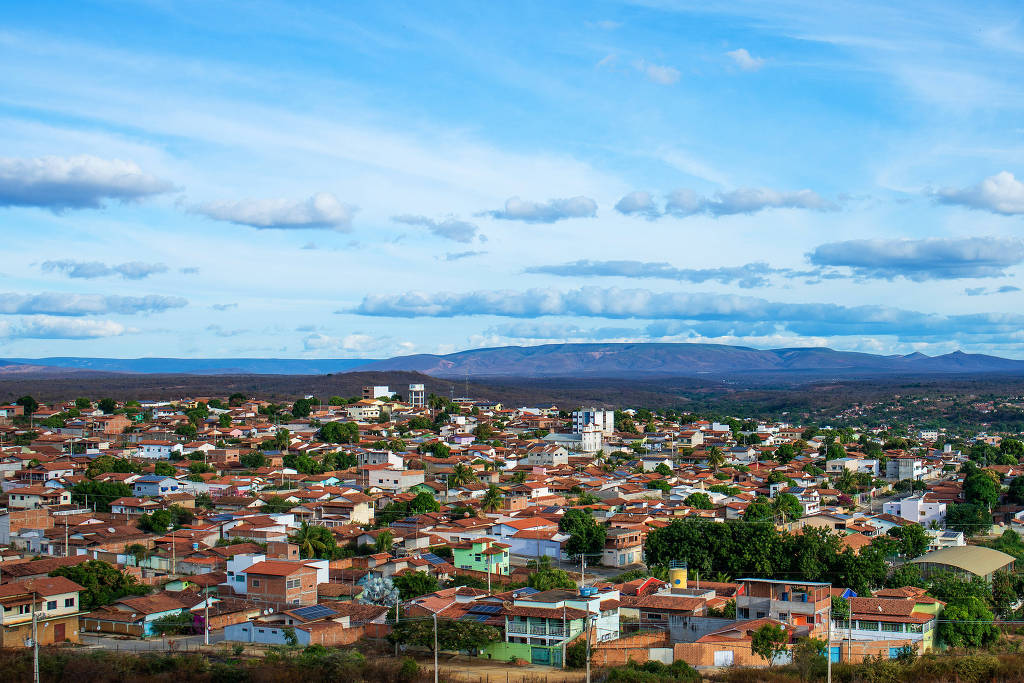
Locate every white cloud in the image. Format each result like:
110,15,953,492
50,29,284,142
392,215,480,243
0,315,129,339
194,192,355,230
0,292,186,316
41,259,169,280
614,191,660,219
0,155,174,211
807,237,1024,280
665,187,836,217
633,59,681,85
726,48,765,72
936,171,1024,215
484,196,598,223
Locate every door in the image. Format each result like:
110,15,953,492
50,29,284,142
531,647,551,665
713,650,734,666
53,623,65,643
829,646,840,663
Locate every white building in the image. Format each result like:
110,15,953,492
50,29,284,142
826,457,880,476
882,496,946,527
572,408,615,437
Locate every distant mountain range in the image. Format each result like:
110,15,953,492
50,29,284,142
354,343,1024,378
3,343,1024,379
0,357,368,376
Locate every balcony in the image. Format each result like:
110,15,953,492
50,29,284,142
507,623,527,634
529,626,548,635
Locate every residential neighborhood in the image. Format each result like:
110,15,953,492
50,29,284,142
0,387,1023,681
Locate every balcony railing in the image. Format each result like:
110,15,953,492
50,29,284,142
529,626,547,635
507,623,527,634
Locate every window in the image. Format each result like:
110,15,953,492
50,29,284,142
286,579,300,589
881,622,903,633
857,620,879,631
252,579,261,587
47,601,57,610
64,597,75,608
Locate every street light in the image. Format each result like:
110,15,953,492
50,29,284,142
424,598,458,683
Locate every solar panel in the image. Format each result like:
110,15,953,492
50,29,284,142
460,614,489,622
469,604,501,614
291,605,337,621
421,553,446,565
515,587,539,596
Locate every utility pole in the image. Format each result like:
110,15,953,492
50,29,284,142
561,602,567,669
585,604,593,683
31,593,39,683
433,610,440,683
204,598,210,646
826,584,832,683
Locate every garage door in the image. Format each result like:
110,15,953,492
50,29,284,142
714,650,734,666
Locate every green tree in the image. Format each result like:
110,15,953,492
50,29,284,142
526,556,577,591
319,421,359,444
50,559,150,610
480,484,505,513
831,596,850,622
774,443,796,464
375,529,394,554
240,451,268,469
937,598,999,648
16,395,39,415
409,491,441,514
150,609,194,635
683,492,714,510
887,524,929,559
393,571,439,600
449,463,477,488
291,522,339,559
705,446,726,472
963,465,1000,510
75,397,92,409
654,462,672,477
791,637,827,682
945,503,991,536
751,623,788,665
559,508,607,556
261,495,295,513
98,397,118,414
388,618,500,652
71,480,132,513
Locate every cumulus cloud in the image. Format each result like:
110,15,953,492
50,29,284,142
444,250,487,261
351,285,1024,341
0,292,186,316
666,187,836,217
392,215,480,243
525,260,782,288
633,59,681,85
0,315,128,339
614,191,660,219
194,192,355,230
807,237,1024,280
302,332,383,353
487,321,639,340
965,285,1022,297
935,171,1024,215
41,259,169,280
0,155,174,211
206,324,247,337
483,196,598,223
726,48,765,71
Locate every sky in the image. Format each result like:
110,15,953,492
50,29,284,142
2,0,1024,360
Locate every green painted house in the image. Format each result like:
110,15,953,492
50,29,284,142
452,538,510,575
481,587,622,667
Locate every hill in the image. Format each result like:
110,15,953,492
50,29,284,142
355,343,1024,378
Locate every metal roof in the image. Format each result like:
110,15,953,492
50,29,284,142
908,546,1015,576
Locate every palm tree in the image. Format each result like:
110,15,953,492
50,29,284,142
706,446,726,472
291,521,327,559
449,463,477,488
481,484,505,513
375,529,394,554
125,543,151,567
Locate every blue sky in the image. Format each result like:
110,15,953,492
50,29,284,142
2,0,1024,359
